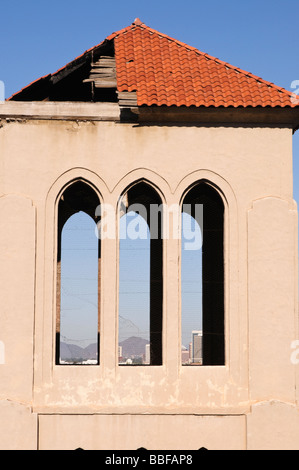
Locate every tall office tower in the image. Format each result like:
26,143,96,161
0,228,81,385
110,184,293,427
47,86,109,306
145,343,150,365
192,331,203,364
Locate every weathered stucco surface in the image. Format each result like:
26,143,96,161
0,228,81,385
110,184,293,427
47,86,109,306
0,103,298,449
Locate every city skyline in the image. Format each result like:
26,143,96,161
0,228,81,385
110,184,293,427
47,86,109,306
59,210,203,352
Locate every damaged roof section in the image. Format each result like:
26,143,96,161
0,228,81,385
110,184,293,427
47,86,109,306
9,18,299,108
7,18,299,128
10,37,118,103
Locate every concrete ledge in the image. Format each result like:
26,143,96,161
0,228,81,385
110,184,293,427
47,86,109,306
0,101,120,121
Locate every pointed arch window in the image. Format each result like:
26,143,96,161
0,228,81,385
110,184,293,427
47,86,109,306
118,182,163,366
56,181,101,365
181,182,225,366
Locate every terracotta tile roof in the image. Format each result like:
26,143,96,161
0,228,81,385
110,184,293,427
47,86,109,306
8,18,299,108
113,19,297,108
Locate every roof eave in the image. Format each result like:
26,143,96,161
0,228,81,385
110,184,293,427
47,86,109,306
132,104,299,132
2,101,299,132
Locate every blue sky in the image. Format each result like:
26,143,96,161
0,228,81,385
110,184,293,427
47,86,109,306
60,212,98,348
1,0,299,352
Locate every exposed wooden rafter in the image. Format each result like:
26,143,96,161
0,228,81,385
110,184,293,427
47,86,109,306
83,56,117,89
117,91,138,108
83,54,138,109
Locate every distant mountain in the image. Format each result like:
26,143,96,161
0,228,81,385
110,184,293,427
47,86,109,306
119,336,149,357
60,336,149,362
60,342,98,361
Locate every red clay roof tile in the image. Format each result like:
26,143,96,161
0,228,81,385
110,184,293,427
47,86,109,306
8,19,299,108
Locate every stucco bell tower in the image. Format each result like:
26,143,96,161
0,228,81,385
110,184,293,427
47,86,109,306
0,19,299,450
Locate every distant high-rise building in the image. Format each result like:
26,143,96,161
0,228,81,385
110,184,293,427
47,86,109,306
181,348,190,364
189,342,192,361
145,343,150,364
192,331,202,364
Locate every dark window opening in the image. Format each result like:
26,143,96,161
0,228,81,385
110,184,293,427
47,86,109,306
56,181,101,365
181,182,225,366
10,41,118,103
118,182,163,366
49,62,94,102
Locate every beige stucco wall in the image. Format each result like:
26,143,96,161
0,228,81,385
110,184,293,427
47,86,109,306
0,103,298,449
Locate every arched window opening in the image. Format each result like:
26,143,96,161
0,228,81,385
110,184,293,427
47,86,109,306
181,212,203,364
118,182,163,366
181,182,225,366
119,212,150,364
56,181,101,365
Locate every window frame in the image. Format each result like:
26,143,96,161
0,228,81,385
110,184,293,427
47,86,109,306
180,180,225,367
55,179,102,366
117,180,165,367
